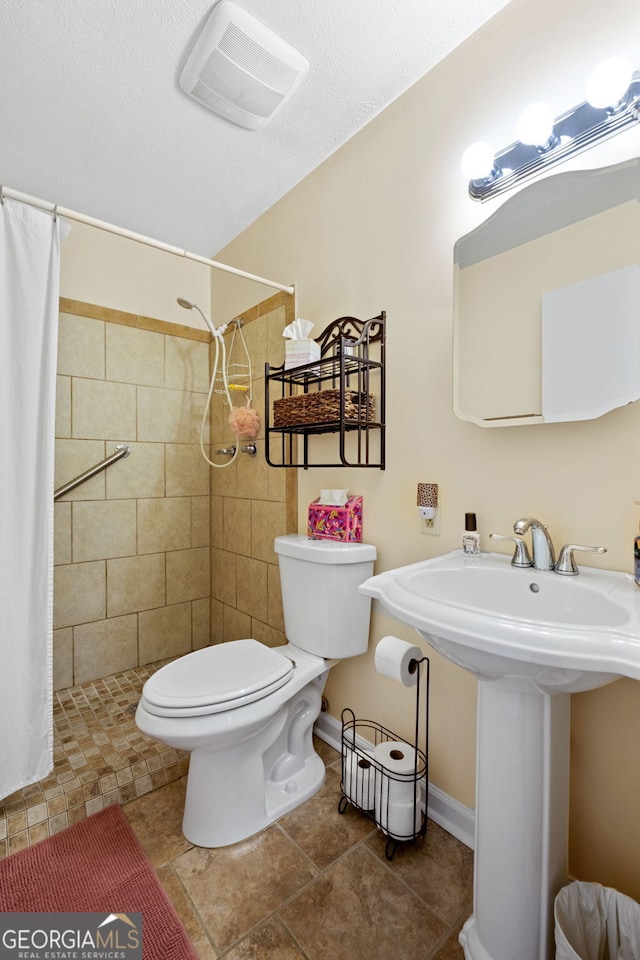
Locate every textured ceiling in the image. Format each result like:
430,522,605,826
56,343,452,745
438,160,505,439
1,0,511,256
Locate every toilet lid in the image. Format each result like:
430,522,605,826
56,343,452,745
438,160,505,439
141,639,295,717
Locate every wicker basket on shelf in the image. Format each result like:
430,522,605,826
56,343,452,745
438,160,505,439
273,388,376,428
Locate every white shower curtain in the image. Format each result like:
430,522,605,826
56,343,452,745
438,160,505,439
0,199,69,799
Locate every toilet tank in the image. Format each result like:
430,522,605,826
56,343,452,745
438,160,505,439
274,535,377,658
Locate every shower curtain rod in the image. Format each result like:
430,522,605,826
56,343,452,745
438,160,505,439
0,186,295,295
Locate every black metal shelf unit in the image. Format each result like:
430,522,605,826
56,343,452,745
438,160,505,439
264,311,386,469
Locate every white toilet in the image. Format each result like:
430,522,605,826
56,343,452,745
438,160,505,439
135,534,376,847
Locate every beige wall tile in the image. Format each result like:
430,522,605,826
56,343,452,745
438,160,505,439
55,440,106,501
236,556,268,621
191,497,210,548
57,314,104,379
210,400,227,448
54,501,71,565
191,393,210,445
137,386,192,442
72,499,137,562
265,307,287,370
105,441,165,499
223,605,251,643
266,454,288,502
285,473,297,533
72,378,136,440
52,301,297,674
267,563,284,632
139,603,192,664
210,598,224,644
165,336,209,393
106,324,164,387
192,598,210,650
241,315,267,372
137,498,191,554
166,444,210,497
223,498,251,557
73,614,138,683
53,628,73,690
54,561,106,629
236,450,269,500
107,553,165,616
166,547,210,604
210,496,224,549
251,376,266,442
251,500,286,563
56,375,71,438
211,548,236,606
250,620,286,649
210,452,237,495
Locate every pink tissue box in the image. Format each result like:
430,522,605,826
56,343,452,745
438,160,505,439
307,496,363,542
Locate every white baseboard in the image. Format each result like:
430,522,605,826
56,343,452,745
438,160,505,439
314,711,475,851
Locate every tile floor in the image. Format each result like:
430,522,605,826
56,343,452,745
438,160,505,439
0,663,474,958
0,662,188,857
123,738,473,960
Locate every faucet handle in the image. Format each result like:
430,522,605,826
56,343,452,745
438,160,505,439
490,533,533,568
554,543,607,576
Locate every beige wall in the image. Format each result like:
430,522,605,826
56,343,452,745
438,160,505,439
60,222,210,331
212,0,640,899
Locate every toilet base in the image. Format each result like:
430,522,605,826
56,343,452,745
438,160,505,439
182,677,326,847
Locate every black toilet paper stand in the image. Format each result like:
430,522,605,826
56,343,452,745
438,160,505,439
338,654,430,861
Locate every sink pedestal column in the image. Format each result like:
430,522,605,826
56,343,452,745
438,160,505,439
460,682,571,960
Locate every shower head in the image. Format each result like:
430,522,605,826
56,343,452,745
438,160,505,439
176,296,219,339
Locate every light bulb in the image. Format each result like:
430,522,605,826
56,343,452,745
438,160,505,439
516,101,555,147
461,142,495,181
586,57,632,108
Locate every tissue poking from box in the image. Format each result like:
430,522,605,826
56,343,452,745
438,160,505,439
284,339,321,370
307,496,363,542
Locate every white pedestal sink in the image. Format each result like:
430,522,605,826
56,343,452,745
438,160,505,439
360,550,640,960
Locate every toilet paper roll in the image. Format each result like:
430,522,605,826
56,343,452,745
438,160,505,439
374,636,422,687
376,795,423,841
374,741,423,805
343,747,376,810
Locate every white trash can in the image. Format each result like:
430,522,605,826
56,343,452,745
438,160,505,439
554,880,640,960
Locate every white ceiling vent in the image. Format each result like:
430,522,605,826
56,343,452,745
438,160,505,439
179,1,310,130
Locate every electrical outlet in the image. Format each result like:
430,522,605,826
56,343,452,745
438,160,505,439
421,507,440,536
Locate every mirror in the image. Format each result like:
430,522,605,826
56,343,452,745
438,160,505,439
453,157,640,426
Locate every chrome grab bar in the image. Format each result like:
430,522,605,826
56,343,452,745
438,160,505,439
54,444,131,500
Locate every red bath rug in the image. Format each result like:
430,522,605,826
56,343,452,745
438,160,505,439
0,804,198,960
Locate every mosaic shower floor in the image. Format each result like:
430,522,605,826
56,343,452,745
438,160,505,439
0,662,188,859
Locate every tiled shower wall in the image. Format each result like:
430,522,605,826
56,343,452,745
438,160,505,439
53,300,213,689
52,294,297,689
210,292,297,647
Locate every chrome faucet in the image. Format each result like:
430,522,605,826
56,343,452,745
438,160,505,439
513,518,555,571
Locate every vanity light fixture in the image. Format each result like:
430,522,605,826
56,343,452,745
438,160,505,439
462,57,640,201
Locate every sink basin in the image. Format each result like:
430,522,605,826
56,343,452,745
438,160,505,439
360,549,640,693
361,550,640,960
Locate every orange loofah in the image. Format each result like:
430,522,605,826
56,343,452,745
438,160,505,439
228,402,260,439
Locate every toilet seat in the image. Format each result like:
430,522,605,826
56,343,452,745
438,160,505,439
141,639,295,717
